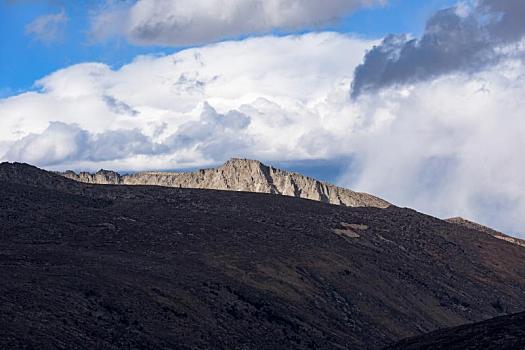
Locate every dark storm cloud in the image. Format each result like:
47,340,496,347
480,0,525,42
351,0,525,97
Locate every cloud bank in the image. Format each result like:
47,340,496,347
346,63,525,236
90,0,384,46
0,32,372,170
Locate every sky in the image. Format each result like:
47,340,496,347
1,0,525,236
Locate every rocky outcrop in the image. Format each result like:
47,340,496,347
61,158,390,208
62,169,121,185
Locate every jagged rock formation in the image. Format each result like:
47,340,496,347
446,217,525,248
61,158,390,208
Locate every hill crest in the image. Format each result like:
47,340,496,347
60,158,391,208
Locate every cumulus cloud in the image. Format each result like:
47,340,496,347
0,32,371,169
90,0,385,46
103,95,139,116
1,31,525,235
480,0,525,42
351,0,525,97
164,102,252,160
3,101,253,167
5,122,164,166
25,9,69,44
343,59,525,235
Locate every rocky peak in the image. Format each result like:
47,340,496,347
0,162,86,194
223,158,263,168
66,169,123,185
94,169,122,183
1,162,58,185
60,158,391,208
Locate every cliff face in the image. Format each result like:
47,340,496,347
61,158,390,208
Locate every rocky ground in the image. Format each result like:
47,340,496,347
447,217,525,248
1,162,525,349
386,311,525,349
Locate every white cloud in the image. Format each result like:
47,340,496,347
90,0,385,46
0,32,372,170
1,32,525,235
5,122,165,166
25,9,68,44
342,59,525,235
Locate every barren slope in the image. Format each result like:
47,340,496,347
1,162,525,349
385,311,525,350
447,217,525,248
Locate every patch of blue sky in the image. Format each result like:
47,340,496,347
0,0,459,95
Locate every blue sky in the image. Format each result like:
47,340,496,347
1,0,456,96
0,0,155,96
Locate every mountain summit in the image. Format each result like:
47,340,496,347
61,158,390,208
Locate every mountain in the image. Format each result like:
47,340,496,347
2,162,525,349
385,311,525,349
446,217,525,248
60,158,390,209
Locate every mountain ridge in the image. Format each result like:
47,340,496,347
446,217,525,248
5,160,522,244
60,158,391,209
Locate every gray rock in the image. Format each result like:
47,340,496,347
60,158,390,209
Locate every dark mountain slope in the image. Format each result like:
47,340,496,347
385,311,525,350
1,162,525,349
447,217,525,248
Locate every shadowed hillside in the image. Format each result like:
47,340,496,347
385,311,525,350
1,162,525,349
447,217,525,248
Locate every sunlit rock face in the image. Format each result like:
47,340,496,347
61,158,391,209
